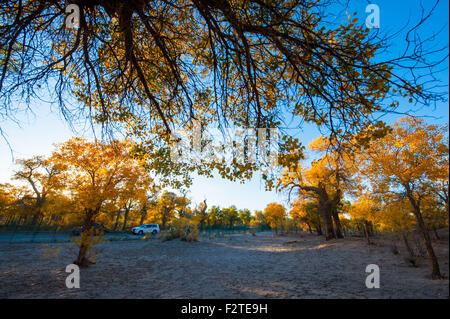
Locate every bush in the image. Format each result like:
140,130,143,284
161,232,176,242
185,225,199,242
163,218,200,242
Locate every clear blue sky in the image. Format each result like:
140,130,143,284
0,0,448,212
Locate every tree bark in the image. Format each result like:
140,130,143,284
433,226,440,240
74,242,95,267
316,222,323,236
390,234,399,255
122,206,130,232
402,232,415,259
74,210,97,267
139,209,147,225
331,208,344,238
162,214,168,230
31,210,41,225
406,188,442,279
113,209,121,231
319,200,335,240
31,198,44,225
412,205,442,278
363,220,371,245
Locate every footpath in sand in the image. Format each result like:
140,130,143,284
0,231,448,298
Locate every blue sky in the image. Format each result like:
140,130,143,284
0,0,448,212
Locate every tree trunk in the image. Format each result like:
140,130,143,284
138,202,148,226
113,209,121,231
74,210,97,268
433,226,440,240
162,215,167,230
332,208,344,238
31,197,46,225
412,232,427,257
38,215,44,226
407,192,442,279
319,201,335,240
31,208,42,226
316,223,323,236
363,220,371,245
122,207,130,232
139,211,146,225
74,242,95,267
402,233,415,259
413,207,442,278
390,234,399,255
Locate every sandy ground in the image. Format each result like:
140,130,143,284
0,231,448,298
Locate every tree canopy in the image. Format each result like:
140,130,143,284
1,0,447,186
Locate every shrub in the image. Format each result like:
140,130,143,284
161,232,176,242
185,225,199,242
164,218,200,242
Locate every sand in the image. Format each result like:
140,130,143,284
0,231,448,298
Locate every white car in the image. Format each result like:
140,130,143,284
132,224,160,235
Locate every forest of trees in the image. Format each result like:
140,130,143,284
0,0,448,281
0,116,448,275
0,137,270,232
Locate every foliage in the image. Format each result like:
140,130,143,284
360,117,449,278
290,199,322,234
1,0,445,191
166,217,199,242
264,202,286,233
